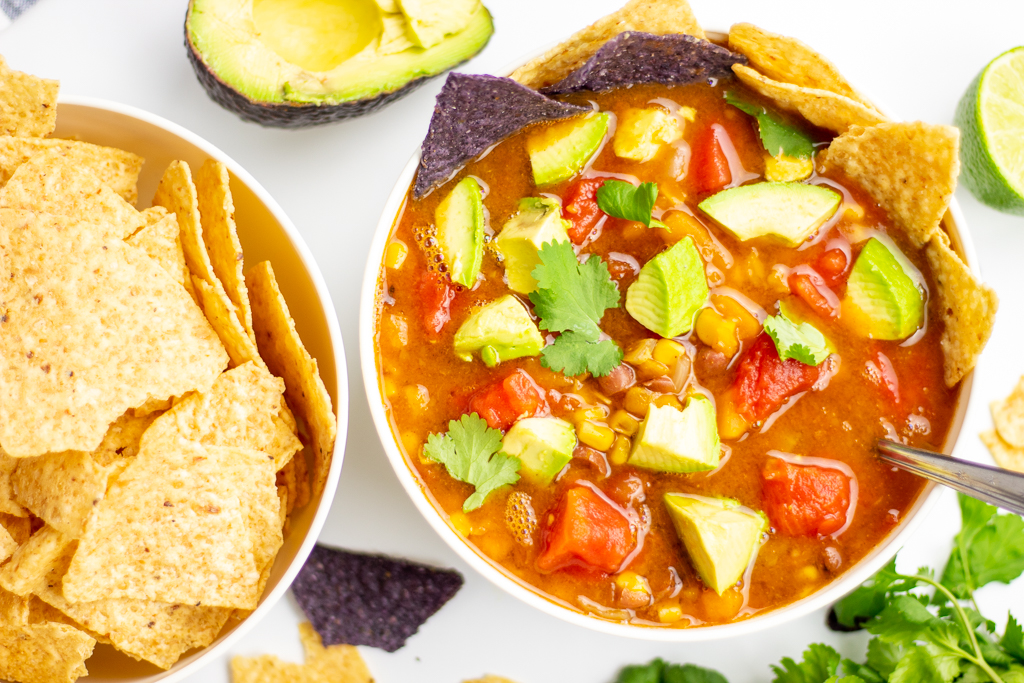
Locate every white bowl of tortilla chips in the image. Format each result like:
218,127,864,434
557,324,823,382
0,59,346,683
362,0,997,641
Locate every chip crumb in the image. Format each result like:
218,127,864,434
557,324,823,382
0,56,59,138
231,621,373,683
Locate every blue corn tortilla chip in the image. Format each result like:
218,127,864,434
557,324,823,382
291,545,464,652
540,32,747,96
414,72,588,198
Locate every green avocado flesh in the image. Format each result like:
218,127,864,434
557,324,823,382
625,237,708,338
186,0,493,116
527,113,610,187
500,417,576,485
844,237,924,340
494,197,572,293
698,181,841,247
453,294,544,367
629,396,720,473
436,176,484,287
663,494,766,595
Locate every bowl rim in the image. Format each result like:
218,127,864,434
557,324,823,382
357,44,977,641
57,94,350,679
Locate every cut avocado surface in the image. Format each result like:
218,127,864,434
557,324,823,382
501,417,576,485
494,197,572,293
186,0,494,126
613,107,682,162
527,112,610,187
453,294,544,367
663,494,766,595
625,237,708,338
698,182,840,247
629,396,720,473
436,176,484,287
844,237,925,340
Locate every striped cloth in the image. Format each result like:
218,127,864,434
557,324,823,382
0,0,38,30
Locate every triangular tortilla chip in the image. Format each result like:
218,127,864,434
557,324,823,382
990,377,1024,448
728,24,881,113
981,430,1024,474
152,160,217,286
231,622,372,683
193,276,267,370
0,526,71,597
0,150,145,238
195,159,256,343
510,0,705,89
0,210,228,456
0,136,142,203
0,622,95,683
247,261,336,500
823,121,960,248
925,233,998,387
0,57,59,138
732,64,886,134
125,208,189,288
11,452,110,540
63,440,278,610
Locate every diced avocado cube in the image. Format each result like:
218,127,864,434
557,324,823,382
453,294,544,366
436,176,484,287
843,237,924,340
501,416,576,485
625,237,708,338
628,396,720,473
663,494,767,595
494,197,572,293
527,112,610,187
698,181,840,247
612,107,682,162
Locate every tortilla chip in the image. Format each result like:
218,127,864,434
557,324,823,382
125,207,189,288
292,449,311,510
277,457,298,516
464,677,520,683
509,0,705,90
63,440,278,610
0,622,95,683
141,361,301,470
193,276,267,370
0,526,72,597
823,121,960,248
195,159,256,343
89,410,160,469
0,523,15,564
925,234,998,387
152,160,218,286
0,150,145,238
0,453,27,516
11,452,111,539
247,261,336,500
0,57,59,138
728,24,880,113
981,430,1024,474
990,377,1024,448
0,210,229,456
0,587,29,624
231,622,372,683
0,136,142,203
0,513,30,545
732,64,886,134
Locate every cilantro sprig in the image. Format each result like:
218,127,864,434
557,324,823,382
423,413,520,512
725,91,815,160
596,179,668,229
529,240,623,377
764,313,831,366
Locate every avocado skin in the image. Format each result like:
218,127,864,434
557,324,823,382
184,17,489,128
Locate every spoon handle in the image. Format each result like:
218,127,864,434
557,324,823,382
877,439,1024,516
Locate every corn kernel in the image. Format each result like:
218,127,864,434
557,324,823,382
609,435,631,465
658,603,684,623
614,570,652,596
402,431,423,459
383,375,400,399
764,154,813,182
577,420,615,452
449,511,472,536
402,384,430,411
624,386,655,417
679,106,696,122
714,295,762,342
623,338,657,365
636,359,670,380
653,339,685,367
572,406,607,424
717,391,748,440
843,203,866,220
385,240,409,270
800,565,820,582
696,308,739,358
653,394,683,411
609,410,639,436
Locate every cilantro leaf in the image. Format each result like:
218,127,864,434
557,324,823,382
941,494,1024,599
771,643,841,683
423,413,520,512
725,91,815,159
540,330,623,377
823,677,867,683
764,313,831,366
596,179,663,227
866,638,904,678
530,241,620,338
1004,615,1024,663
616,659,665,683
887,645,946,683
663,664,729,683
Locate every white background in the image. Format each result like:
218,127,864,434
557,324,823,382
2,0,1024,681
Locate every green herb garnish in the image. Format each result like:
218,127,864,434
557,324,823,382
725,91,815,159
596,179,668,229
763,313,831,366
423,413,520,512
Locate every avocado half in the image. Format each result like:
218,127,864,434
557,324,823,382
185,0,494,128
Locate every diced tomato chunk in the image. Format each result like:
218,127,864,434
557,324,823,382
467,369,547,431
788,269,839,319
762,457,852,536
537,485,635,574
690,123,732,195
733,333,819,423
418,270,457,338
815,248,849,286
561,178,609,244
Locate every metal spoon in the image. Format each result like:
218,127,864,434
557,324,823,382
877,439,1024,516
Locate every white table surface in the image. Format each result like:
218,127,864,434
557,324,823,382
2,1,1023,681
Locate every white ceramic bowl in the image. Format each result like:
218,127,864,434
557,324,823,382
53,96,348,679
358,48,976,640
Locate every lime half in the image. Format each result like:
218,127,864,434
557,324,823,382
956,46,1024,216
